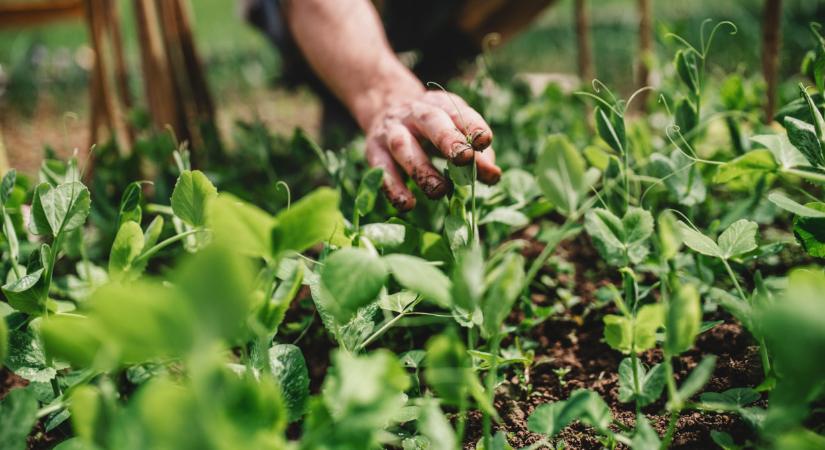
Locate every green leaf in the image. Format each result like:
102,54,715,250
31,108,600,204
585,207,653,267
29,182,91,237
378,291,418,313
209,193,275,259
603,303,664,354
451,245,484,310
68,385,103,444
355,168,384,216
0,170,16,206
0,387,38,450
717,219,759,259
383,254,451,308
108,221,145,282
527,390,611,438
700,387,760,407
480,253,524,339
6,329,56,383
2,268,46,315
676,221,722,258
361,223,405,249
536,134,588,216
793,202,825,258
768,191,825,218
271,187,342,256
321,248,387,322
425,331,475,407
751,134,808,169
665,283,702,355
674,356,717,406
675,49,700,93
416,399,457,450
713,150,779,184
268,344,309,422
118,181,143,225
170,170,218,227
595,106,626,154
657,211,683,260
785,116,824,168
631,414,662,450
675,97,699,134
618,358,665,407
479,207,529,228
649,150,706,206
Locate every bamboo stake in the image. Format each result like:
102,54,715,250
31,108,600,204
635,0,652,112
762,0,783,123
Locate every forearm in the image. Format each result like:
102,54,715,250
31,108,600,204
282,0,423,130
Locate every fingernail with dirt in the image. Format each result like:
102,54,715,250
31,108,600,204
470,129,491,150
451,142,473,165
414,171,452,199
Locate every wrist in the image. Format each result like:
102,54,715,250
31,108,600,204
349,61,424,130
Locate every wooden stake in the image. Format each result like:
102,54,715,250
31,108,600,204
634,0,652,112
762,0,783,124
574,0,594,84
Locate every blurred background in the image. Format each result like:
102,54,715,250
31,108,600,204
0,0,823,174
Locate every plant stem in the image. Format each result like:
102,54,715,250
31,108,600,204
722,259,771,377
132,228,205,265
356,296,423,351
470,152,479,246
482,334,502,448
661,357,679,450
456,395,468,450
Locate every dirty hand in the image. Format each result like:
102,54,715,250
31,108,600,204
363,91,501,212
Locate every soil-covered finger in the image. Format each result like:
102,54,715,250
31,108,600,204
366,136,416,211
476,147,502,184
385,123,452,199
423,92,493,151
407,102,474,165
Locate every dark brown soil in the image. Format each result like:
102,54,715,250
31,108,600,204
461,232,766,449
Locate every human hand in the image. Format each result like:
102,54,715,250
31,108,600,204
363,91,501,212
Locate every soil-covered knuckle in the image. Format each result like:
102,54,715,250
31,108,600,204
411,167,452,199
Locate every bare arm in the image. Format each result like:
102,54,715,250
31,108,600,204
283,0,501,211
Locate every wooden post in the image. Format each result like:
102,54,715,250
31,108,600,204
635,0,652,112
762,0,783,124
574,0,594,84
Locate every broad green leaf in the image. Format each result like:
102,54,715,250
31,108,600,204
355,168,384,216
361,223,405,249
451,245,484,310
751,134,808,169
378,291,418,313
268,344,309,422
585,207,653,267
383,254,451,308
618,358,665,407
322,350,410,428
768,191,825,218
673,356,717,406
785,116,824,168
68,385,103,444
595,106,626,154
527,389,611,438
536,134,588,216
2,268,46,315
321,248,387,322
717,219,759,259
713,150,778,184
649,150,706,206
170,170,217,227
631,414,662,450
676,221,722,258
209,193,275,259
480,253,524,339
108,221,145,282
6,329,57,383
479,207,529,228
0,387,38,450
417,399,457,450
793,202,825,258
700,387,760,407
500,169,540,204
665,283,702,355
603,303,664,354
425,332,474,407
272,187,342,256
657,211,683,260
29,182,91,237
258,259,304,332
